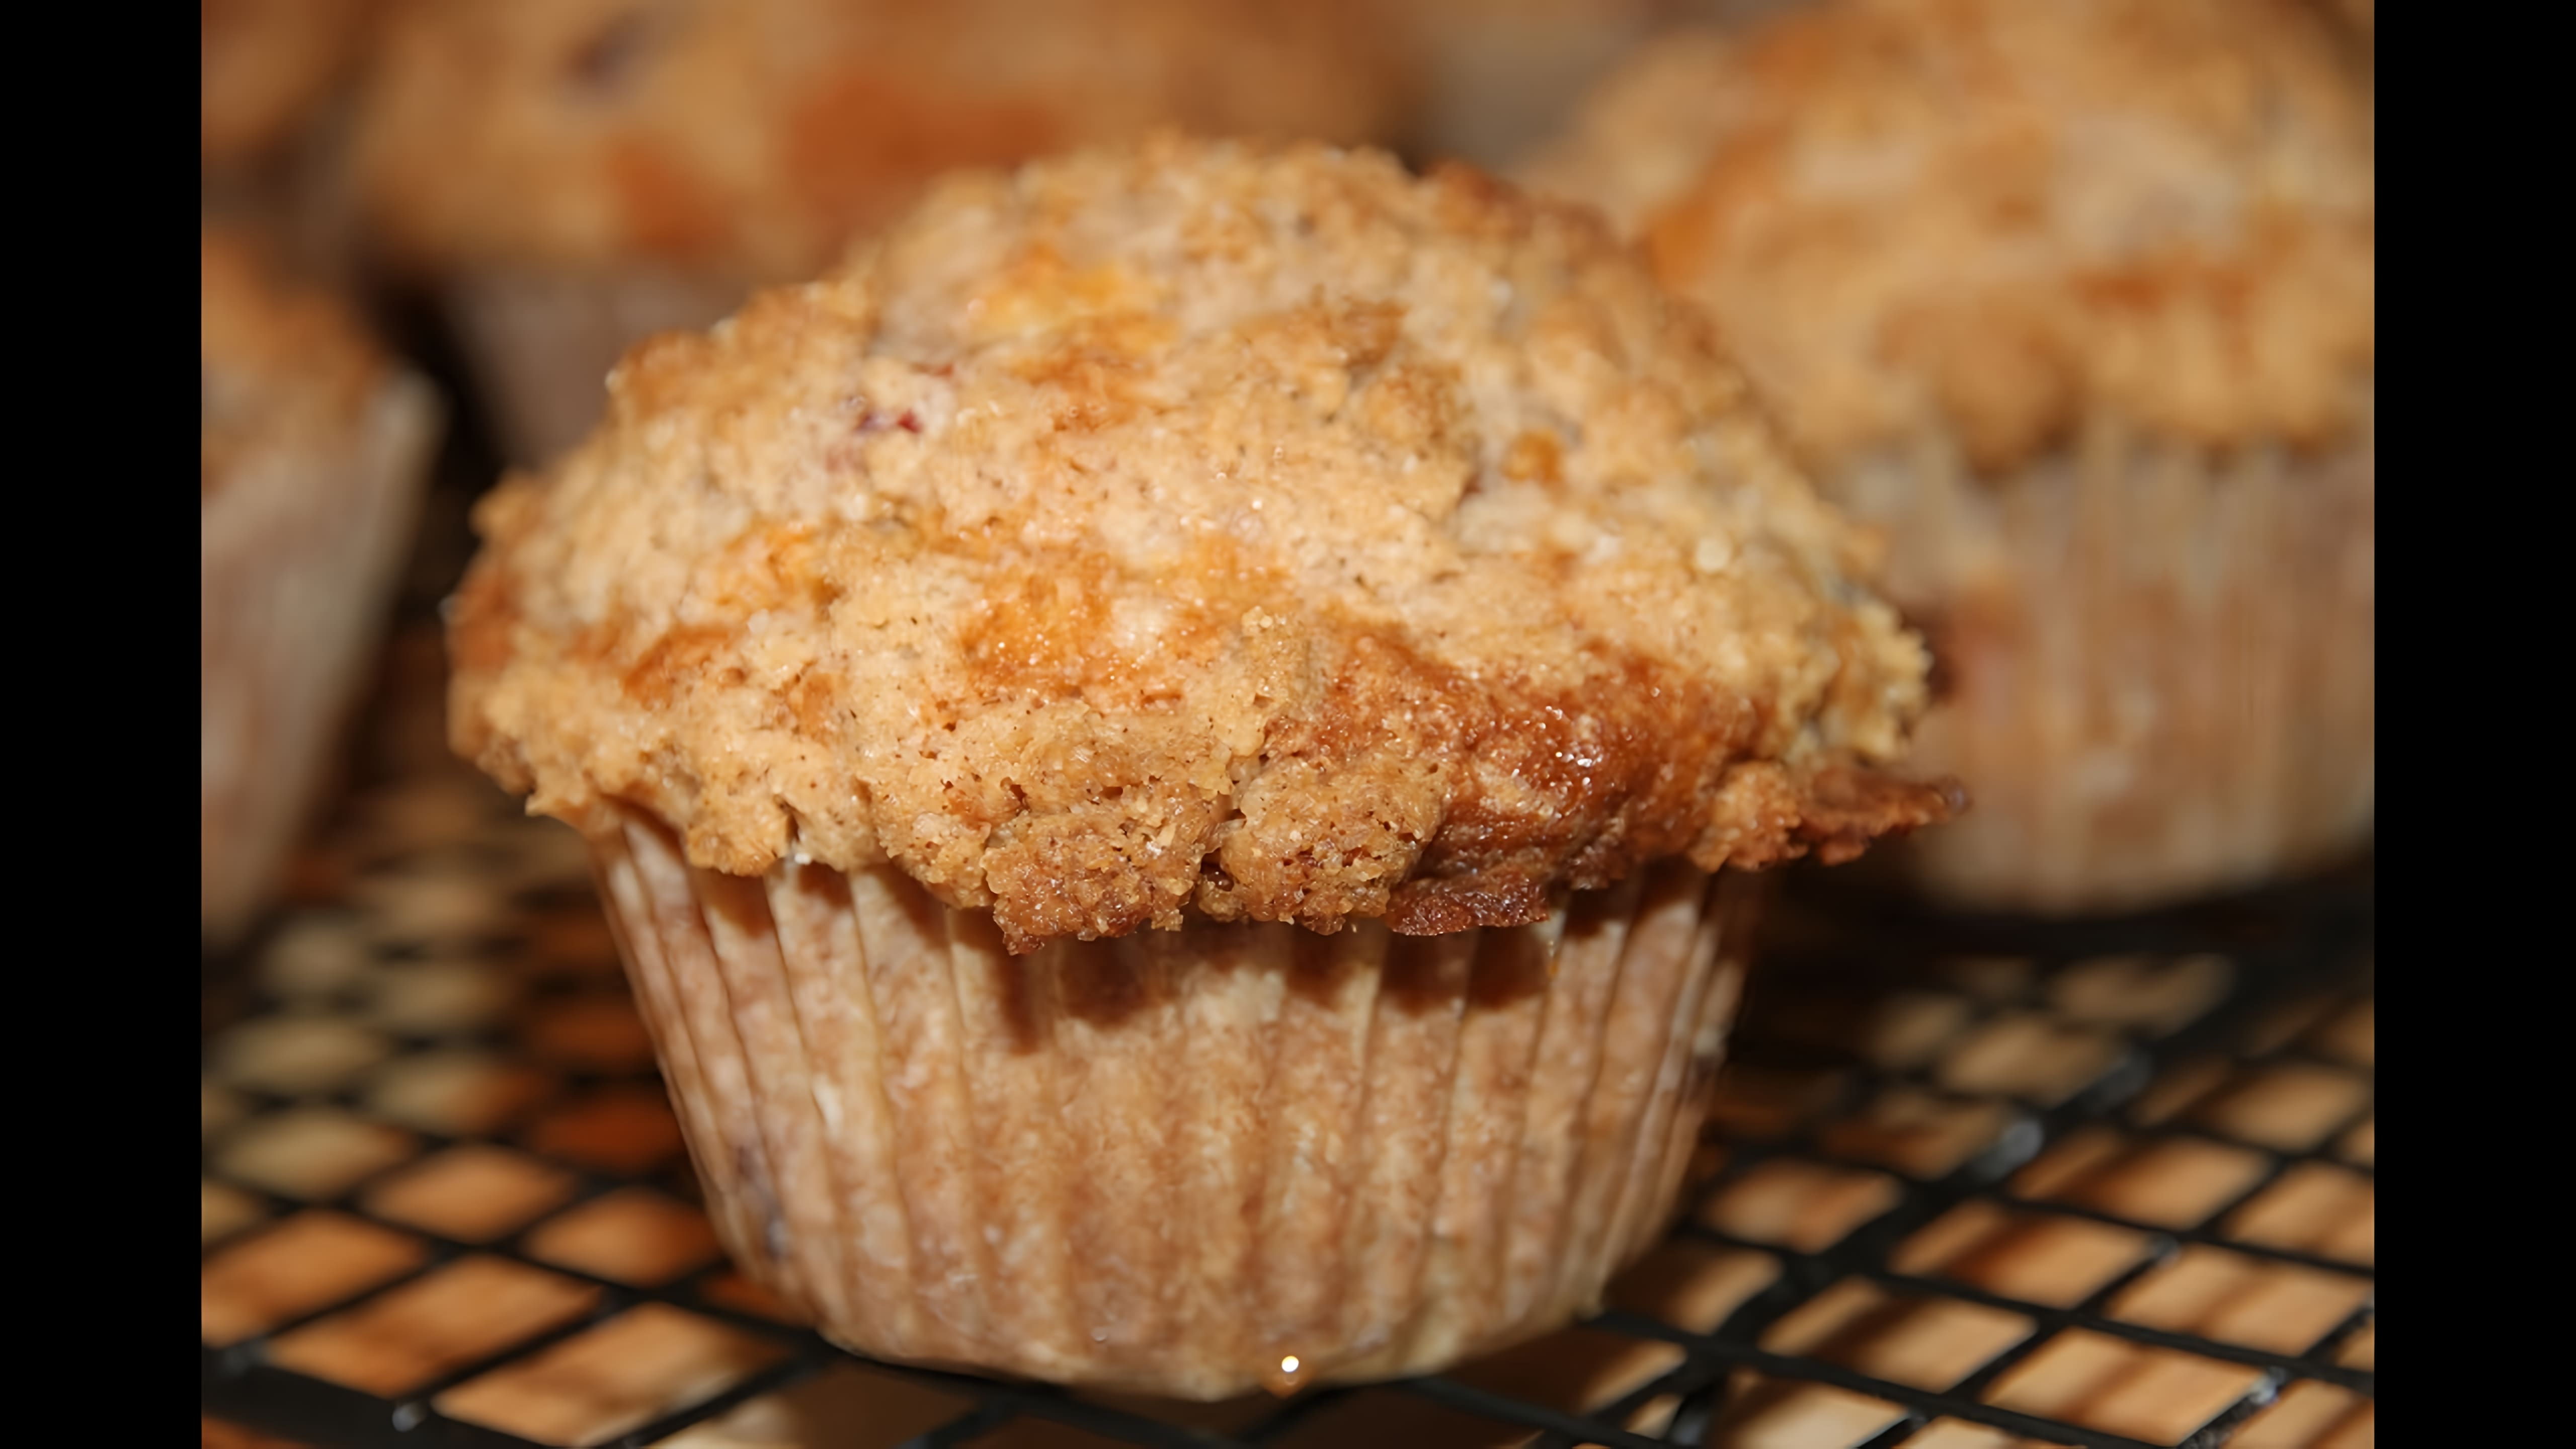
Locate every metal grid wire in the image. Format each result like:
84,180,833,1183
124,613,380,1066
204,441,2373,1449
201,695,2372,1449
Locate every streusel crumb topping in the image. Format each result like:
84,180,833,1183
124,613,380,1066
451,137,1947,951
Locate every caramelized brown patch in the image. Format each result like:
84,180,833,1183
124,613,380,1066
1705,759,1962,872
1790,765,1965,866
1386,869,1555,936
1462,658,1760,885
1501,430,1565,486
973,245,1161,334
622,625,739,707
958,552,1118,702
984,787,1229,948
956,543,1255,711
698,523,833,616
1188,625,1943,945
1006,312,1177,433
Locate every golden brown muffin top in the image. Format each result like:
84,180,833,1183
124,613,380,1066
203,0,381,167
202,228,393,499
352,0,1416,282
450,138,1947,953
1522,0,2375,474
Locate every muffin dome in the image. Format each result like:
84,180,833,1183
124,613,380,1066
449,137,1947,953
354,0,1415,283
1522,0,2375,472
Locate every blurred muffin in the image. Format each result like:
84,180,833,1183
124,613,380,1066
203,0,379,168
204,0,386,282
352,0,1417,466
1526,0,2375,913
449,136,1947,1396
204,228,442,948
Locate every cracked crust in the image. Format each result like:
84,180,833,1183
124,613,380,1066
450,138,1948,953
1520,0,2375,473
352,0,1414,282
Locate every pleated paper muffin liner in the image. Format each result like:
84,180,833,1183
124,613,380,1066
588,806,1759,1400
201,371,441,948
1836,389,2375,913
440,267,746,469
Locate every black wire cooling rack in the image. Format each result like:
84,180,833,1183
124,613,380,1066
205,421,2373,1449
201,666,2373,1449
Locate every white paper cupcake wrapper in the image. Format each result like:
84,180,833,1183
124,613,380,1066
1833,389,2375,912
589,807,1756,1399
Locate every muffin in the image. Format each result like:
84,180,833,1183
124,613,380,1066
448,137,1948,1396
203,0,379,170
351,0,1417,467
204,0,389,288
1525,0,2375,913
203,228,442,948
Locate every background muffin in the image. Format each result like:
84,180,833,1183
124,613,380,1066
352,0,1418,466
203,228,442,949
449,136,1946,1396
203,0,379,169
1398,0,1682,173
204,0,387,286
1525,0,2375,913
